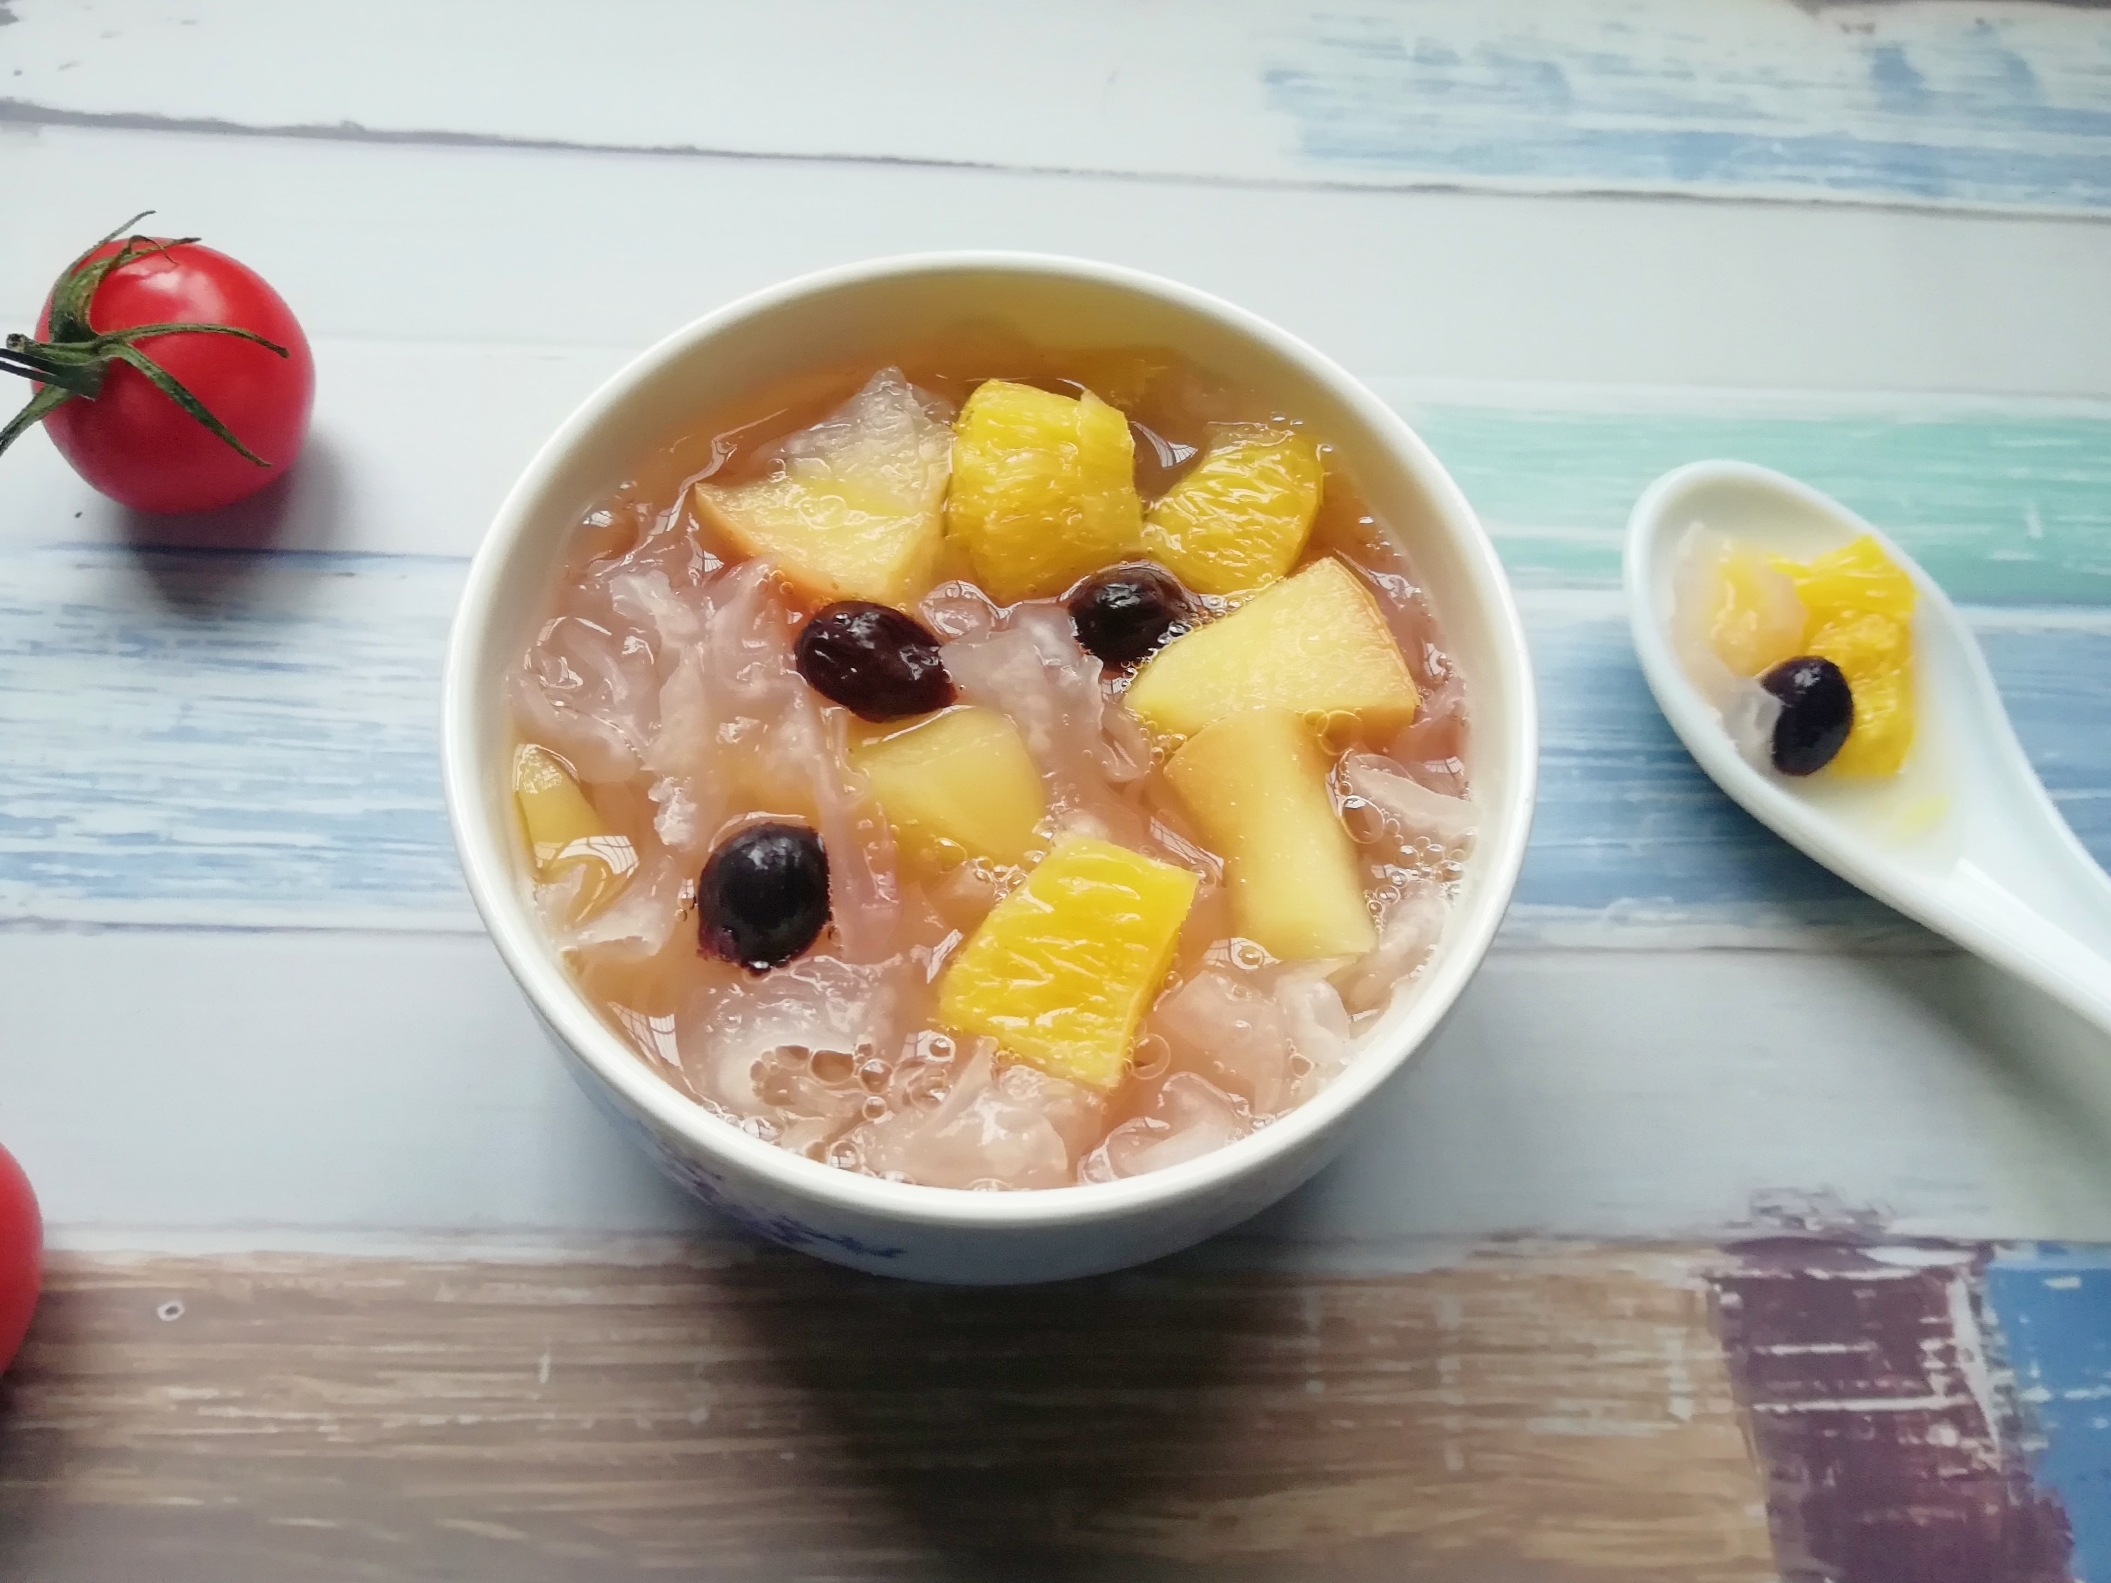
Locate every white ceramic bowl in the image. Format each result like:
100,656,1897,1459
443,253,1537,1285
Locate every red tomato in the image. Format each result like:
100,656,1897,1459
35,236,314,513
0,1143,39,1375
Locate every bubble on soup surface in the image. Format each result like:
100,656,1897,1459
1339,753,1475,852
1154,969,1297,1114
1079,1073,1249,1182
678,954,913,1126
850,1042,1092,1190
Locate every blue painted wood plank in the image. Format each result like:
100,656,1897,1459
1986,1249,2111,1583
1265,1,2111,211
0,546,469,929
1523,611,2111,939
1,546,2104,936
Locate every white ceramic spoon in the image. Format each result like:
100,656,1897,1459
1626,460,2111,1038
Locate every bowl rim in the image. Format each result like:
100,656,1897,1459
443,249,1538,1231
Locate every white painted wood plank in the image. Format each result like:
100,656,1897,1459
7,124,2111,397
5,0,2111,211
3,930,2107,1253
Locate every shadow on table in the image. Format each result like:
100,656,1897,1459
114,436,351,615
732,1252,1347,1582
1858,947,2111,1197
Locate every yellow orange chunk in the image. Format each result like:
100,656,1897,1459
1124,557,1418,740
938,837,1199,1090
1143,425,1325,597
1167,708,1376,961
851,706,1046,867
945,379,1144,603
1785,535,1916,776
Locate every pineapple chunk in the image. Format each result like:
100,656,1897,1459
851,706,1046,867
1784,535,1916,777
1125,557,1418,739
945,379,1143,603
1143,425,1324,596
690,370,951,606
512,743,636,918
938,836,1198,1090
1166,709,1376,961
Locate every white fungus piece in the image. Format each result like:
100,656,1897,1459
1079,1073,1251,1182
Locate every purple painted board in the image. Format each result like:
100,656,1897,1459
1710,1240,2071,1583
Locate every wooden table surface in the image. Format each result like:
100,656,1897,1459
4,3,2111,1578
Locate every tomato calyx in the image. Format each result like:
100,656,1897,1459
0,212,293,468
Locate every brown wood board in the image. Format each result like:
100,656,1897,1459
0,1244,1774,1581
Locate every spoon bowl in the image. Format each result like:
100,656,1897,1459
1626,460,2111,1038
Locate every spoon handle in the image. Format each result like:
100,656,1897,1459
1933,868,2111,1041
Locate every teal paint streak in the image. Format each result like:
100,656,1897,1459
1398,401,2111,603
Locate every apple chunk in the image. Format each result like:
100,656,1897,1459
850,706,1046,867
1166,708,1376,961
690,369,951,606
1124,557,1417,739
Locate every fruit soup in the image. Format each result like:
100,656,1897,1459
1675,528,1917,781
506,330,1475,1190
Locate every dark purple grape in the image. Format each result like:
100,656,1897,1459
1761,655,1854,777
794,601,954,721
1067,563,1194,665
697,822,830,971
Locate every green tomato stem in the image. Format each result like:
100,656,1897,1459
0,214,292,465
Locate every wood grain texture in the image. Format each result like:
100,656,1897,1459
1713,1243,2071,1583
5,0,2111,211
14,125,2111,401
0,1247,1774,1582
5,535,2103,937
1987,1249,2111,1583
22,931,2111,1252
1385,390,2111,604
